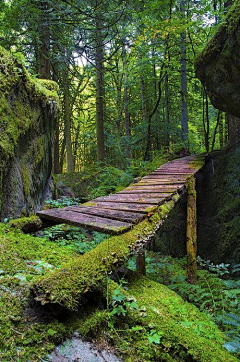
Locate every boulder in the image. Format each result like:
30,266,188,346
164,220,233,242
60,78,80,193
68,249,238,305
0,46,59,219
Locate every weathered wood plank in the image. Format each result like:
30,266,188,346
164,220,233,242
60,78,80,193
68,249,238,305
65,206,146,224
37,209,132,234
83,201,157,213
116,190,174,196
120,185,184,193
94,194,166,204
149,171,193,175
142,175,188,181
135,180,185,186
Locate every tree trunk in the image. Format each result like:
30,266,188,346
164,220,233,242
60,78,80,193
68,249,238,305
180,0,189,146
95,14,105,162
165,72,170,150
63,69,75,172
186,176,197,284
123,43,131,160
52,52,60,174
219,113,224,148
38,1,51,79
136,251,146,276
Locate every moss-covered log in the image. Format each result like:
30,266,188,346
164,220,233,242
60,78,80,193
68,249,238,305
0,46,59,219
186,176,197,283
31,195,180,310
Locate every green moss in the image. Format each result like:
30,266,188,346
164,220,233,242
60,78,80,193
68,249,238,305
32,196,181,310
38,79,59,93
0,45,59,213
0,223,80,360
106,276,238,361
20,163,31,198
8,215,42,231
195,1,240,67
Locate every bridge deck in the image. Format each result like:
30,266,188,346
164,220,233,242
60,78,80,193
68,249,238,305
37,156,204,234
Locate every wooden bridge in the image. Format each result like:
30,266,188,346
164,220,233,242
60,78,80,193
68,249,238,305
33,155,205,308
37,155,204,234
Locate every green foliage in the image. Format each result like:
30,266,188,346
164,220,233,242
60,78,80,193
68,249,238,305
44,196,80,208
140,251,240,357
100,277,237,361
41,224,109,254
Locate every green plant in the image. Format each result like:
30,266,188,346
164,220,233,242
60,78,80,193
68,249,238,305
140,251,240,357
40,225,109,254
44,196,80,208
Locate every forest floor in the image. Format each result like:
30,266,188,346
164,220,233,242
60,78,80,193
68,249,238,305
1,151,239,361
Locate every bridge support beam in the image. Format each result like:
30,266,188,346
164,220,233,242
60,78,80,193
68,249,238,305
136,251,146,275
186,175,197,283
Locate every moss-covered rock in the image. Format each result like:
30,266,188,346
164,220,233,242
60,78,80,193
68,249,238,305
196,1,240,124
197,145,240,263
107,276,238,361
0,46,59,219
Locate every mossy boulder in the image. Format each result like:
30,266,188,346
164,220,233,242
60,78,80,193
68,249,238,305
0,46,59,219
196,1,240,118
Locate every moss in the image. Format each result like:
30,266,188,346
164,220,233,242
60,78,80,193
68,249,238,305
91,277,237,361
38,79,59,93
0,223,80,360
195,1,240,68
32,196,181,310
115,277,238,361
20,163,31,198
8,215,42,232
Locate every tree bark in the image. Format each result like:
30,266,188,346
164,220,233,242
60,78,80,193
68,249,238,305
52,52,60,174
38,1,51,79
63,69,75,172
186,176,197,284
136,251,146,276
123,43,131,160
95,13,105,162
180,0,189,146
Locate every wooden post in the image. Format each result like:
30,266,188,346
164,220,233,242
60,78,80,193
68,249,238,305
186,175,197,283
136,251,146,276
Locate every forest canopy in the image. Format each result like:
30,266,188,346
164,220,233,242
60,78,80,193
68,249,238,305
0,0,229,173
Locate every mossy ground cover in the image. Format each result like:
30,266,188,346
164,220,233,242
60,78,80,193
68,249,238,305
0,221,238,361
0,223,80,360
75,276,238,361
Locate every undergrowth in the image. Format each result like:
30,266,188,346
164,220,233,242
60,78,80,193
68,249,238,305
127,252,240,356
41,225,109,254
53,150,171,202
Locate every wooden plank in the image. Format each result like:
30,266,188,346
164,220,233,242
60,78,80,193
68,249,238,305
83,201,157,213
94,194,166,204
142,176,188,181
65,206,146,224
122,185,184,192
116,190,174,196
135,180,185,186
37,209,132,234
149,171,193,175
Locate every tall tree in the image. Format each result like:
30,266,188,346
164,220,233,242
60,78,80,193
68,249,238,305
180,0,189,146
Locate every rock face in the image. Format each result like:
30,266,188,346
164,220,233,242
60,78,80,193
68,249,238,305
196,1,240,144
196,1,240,117
0,46,58,219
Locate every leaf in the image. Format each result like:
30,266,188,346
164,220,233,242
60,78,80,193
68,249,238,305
148,331,163,344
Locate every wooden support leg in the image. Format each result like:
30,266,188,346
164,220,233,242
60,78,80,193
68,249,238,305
136,251,146,276
186,176,197,283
